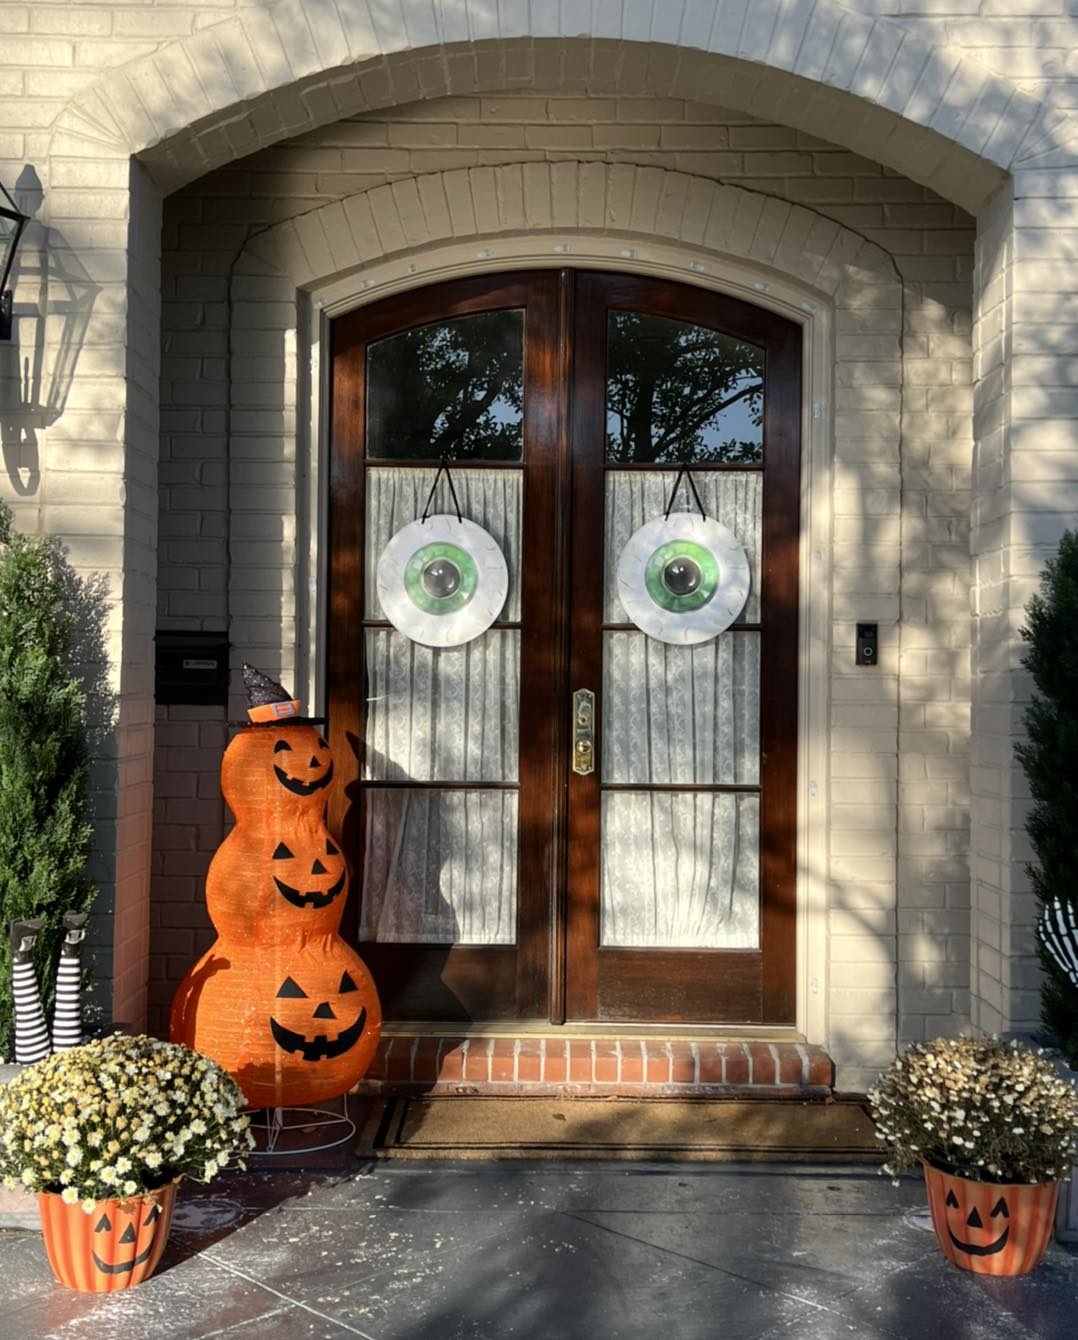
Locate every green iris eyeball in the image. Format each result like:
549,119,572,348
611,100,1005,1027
403,541,478,615
644,540,719,613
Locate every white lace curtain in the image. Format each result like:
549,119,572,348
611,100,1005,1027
360,467,520,945
603,470,761,622
600,470,762,948
364,467,522,620
360,790,517,944
602,793,760,948
359,466,762,950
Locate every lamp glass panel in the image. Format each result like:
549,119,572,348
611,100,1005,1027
0,214,20,290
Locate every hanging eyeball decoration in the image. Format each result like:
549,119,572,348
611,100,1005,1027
617,471,751,645
376,463,508,648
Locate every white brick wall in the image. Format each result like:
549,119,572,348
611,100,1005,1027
0,0,1070,1072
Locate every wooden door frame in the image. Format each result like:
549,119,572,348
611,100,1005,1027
564,273,801,1025
327,271,568,1020
327,268,801,1025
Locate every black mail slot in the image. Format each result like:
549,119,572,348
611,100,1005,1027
155,631,230,706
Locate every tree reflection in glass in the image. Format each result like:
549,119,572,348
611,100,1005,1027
367,310,524,461
606,312,764,464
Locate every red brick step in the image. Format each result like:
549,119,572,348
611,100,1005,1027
356,1036,834,1099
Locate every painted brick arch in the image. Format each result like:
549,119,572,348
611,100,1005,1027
49,0,1068,212
236,161,896,295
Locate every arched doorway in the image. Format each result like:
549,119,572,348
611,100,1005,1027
328,270,800,1026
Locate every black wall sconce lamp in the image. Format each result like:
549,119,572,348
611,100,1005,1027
0,179,28,341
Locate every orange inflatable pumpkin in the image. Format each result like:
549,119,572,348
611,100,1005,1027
170,667,381,1107
923,1163,1060,1276
200,723,347,939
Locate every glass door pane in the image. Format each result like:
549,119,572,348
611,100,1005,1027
605,312,763,463
601,792,760,947
360,358,523,948
599,318,765,951
366,311,524,461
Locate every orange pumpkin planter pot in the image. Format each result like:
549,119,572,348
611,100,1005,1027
923,1163,1060,1277
37,1184,178,1293
171,666,381,1108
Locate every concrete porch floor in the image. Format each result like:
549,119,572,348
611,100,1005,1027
1,1158,1076,1339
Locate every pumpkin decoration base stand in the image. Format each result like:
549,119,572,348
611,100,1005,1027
248,1099,356,1157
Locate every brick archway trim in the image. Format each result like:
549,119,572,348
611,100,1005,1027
49,1,1068,213
235,159,895,296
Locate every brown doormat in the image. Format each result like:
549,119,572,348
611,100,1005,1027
356,1096,884,1163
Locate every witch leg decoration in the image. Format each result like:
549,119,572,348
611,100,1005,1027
51,911,88,1051
10,918,50,1064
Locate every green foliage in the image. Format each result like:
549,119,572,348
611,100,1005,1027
1016,530,1078,1066
0,502,96,1060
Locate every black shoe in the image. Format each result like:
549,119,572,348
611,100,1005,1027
10,917,44,962
62,911,88,952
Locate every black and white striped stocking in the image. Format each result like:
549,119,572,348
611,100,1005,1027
1039,897,1078,988
10,918,49,1065
51,911,87,1051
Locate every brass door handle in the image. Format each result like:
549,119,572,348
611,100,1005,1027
572,688,595,776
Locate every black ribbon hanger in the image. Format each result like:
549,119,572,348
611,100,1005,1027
663,467,707,520
420,455,463,524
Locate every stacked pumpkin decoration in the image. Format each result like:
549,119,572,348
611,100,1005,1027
170,666,381,1108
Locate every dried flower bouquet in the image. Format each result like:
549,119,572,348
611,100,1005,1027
0,1033,254,1210
869,1035,1078,1186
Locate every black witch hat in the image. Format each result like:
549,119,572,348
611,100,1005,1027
240,663,325,726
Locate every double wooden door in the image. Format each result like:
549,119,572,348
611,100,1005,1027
328,270,800,1025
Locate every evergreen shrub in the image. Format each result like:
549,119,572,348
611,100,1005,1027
1016,530,1078,1067
0,502,97,1060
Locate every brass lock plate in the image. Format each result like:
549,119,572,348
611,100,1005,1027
572,688,595,776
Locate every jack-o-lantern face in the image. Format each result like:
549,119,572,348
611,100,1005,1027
944,1187,1009,1258
92,1202,163,1276
270,969,368,1062
923,1166,1059,1277
272,735,333,796
272,838,346,909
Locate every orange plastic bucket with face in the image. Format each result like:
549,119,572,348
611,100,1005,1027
37,1182,178,1292
923,1162,1059,1276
